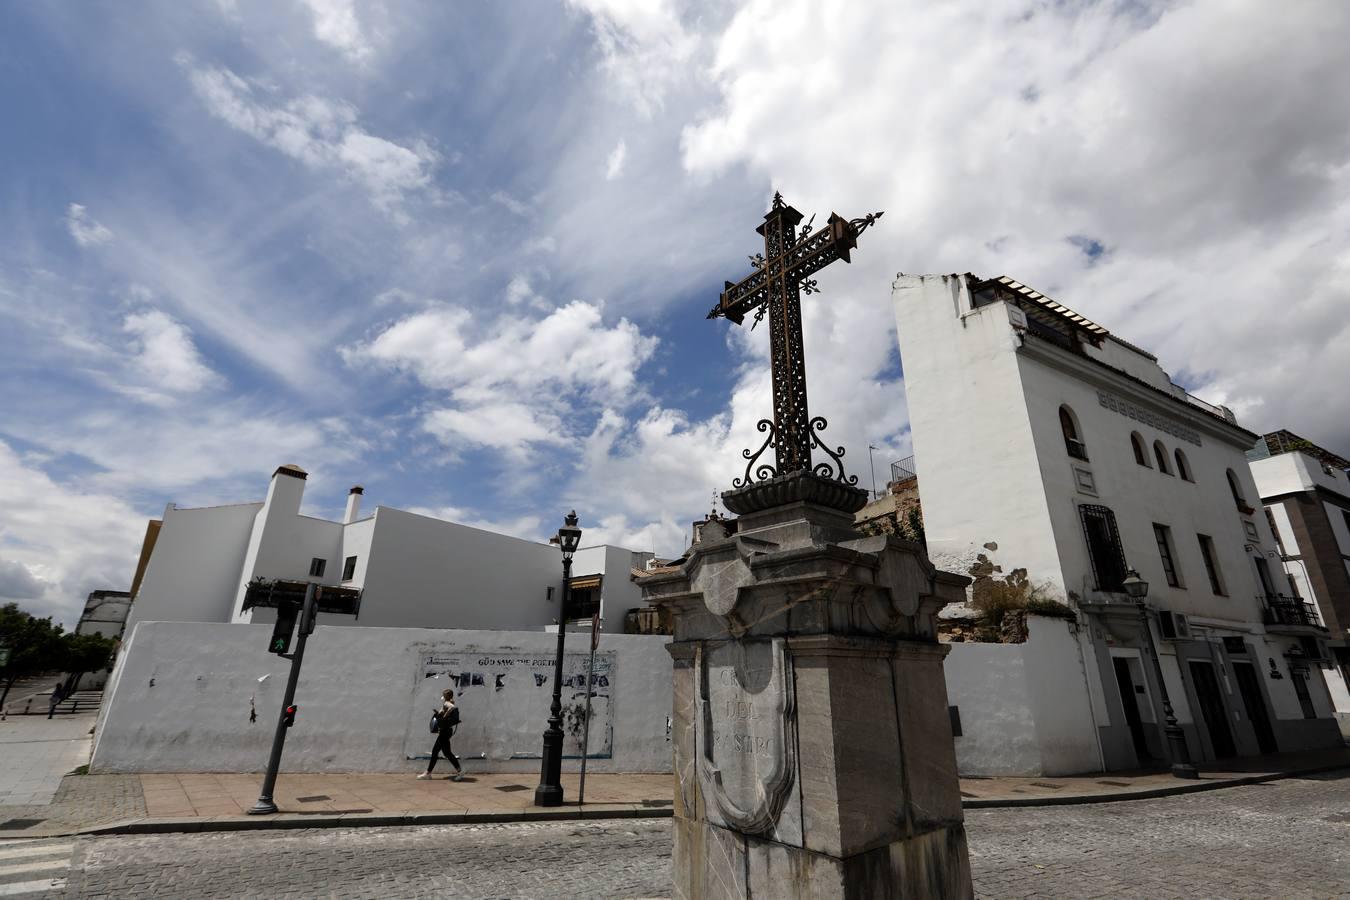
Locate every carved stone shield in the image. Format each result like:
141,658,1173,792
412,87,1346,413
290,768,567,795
695,639,796,836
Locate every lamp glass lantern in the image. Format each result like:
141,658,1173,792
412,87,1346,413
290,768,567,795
556,511,582,559
1121,568,1149,600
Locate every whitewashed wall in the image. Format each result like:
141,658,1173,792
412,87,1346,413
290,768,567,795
891,274,1066,595
91,622,672,775
944,617,1103,776
127,503,262,632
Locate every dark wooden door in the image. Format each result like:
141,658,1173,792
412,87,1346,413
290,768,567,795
1232,662,1278,754
1113,657,1151,765
1188,660,1236,759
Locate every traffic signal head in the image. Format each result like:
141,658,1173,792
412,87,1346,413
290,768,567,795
283,705,297,727
269,601,300,655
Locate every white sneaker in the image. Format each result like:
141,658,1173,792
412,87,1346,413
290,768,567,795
417,772,431,779
451,772,464,782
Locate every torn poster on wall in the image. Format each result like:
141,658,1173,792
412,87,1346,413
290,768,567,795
404,649,616,762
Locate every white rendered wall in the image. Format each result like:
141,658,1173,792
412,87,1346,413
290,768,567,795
356,507,562,629
891,274,1066,593
91,622,672,774
943,617,1102,776
1015,346,1273,624
127,502,262,633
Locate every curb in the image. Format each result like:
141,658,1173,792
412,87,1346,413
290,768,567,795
961,761,1350,809
77,804,674,836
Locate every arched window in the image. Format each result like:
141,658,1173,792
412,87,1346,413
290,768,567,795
1131,432,1150,467
1227,469,1249,511
1174,448,1192,482
1153,441,1171,475
1060,406,1088,460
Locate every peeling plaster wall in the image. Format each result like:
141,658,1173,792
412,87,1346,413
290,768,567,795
892,274,1066,598
91,622,672,775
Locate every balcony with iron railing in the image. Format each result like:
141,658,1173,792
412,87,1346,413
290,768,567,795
890,456,916,485
1262,596,1326,632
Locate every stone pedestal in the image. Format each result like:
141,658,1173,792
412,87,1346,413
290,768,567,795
641,494,973,899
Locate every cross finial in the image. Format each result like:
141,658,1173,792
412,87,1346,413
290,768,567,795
708,194,884,490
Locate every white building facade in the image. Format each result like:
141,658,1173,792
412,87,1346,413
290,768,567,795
1248,431,1350,736
125,464,653,636
894,273,1342,773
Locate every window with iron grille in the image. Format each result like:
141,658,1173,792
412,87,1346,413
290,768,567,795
342,555,357,581
1080,505,1127,592
1153,524,1181,587
309,557,326,577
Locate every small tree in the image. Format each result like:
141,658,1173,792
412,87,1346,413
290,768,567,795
0,603,67,709
60,632,116,694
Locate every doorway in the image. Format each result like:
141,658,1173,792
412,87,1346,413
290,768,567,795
1188,660,1236,759
1232,662,1278,755
1113,656,1151,766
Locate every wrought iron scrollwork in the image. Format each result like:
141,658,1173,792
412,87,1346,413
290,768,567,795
807,416,857,485
849,211,884,238
710,193,883,488
734,419,778,488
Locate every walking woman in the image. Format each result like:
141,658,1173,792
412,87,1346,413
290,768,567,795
419,688,464,781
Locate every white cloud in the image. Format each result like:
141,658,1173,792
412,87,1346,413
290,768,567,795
122,308,219,399
346,297,659,459
491,191,531,216
185,63,437,214
300,0,372,62
66,203,114,247
565,0,703,116
0,558,48,601
405,505,546,544
676,0,1350,449
0,441,146,628
604,139,627,180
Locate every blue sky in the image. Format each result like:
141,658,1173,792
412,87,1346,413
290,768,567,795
3,0,1348,627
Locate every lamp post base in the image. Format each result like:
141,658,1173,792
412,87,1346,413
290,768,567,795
247,799,279,815
533,784,564,807
1164,724,1199,779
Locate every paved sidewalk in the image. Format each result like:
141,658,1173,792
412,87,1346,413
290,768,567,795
959,744,1350,806
2,745,1345,838
0,712,97,806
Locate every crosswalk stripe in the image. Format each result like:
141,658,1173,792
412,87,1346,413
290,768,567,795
0,858,68,878
0,844,72,863
0,879,67,897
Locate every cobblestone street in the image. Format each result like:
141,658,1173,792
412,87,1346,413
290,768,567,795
7,771,1344,899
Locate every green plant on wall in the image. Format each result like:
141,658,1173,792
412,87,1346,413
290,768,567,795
965,557,1076,642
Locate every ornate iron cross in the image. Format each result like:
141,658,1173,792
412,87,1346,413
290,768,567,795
708,193,882,488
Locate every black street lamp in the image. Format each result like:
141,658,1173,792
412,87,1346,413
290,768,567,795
535,510,582,807
1122,568,1199,779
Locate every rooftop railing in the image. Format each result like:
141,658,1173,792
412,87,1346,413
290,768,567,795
891,456,916,484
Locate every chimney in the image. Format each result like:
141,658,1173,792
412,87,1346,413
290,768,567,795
344,486,364,524
263,463,307,520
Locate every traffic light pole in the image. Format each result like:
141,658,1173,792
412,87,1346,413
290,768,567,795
248,582,316,815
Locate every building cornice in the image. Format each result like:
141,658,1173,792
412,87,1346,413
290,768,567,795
1018,335,1257,448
